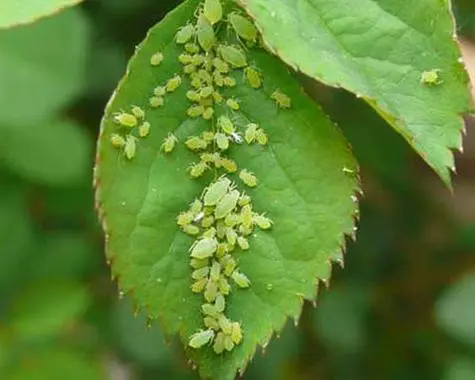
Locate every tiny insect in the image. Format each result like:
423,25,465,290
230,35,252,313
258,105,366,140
222,255,237,276
271,90,292,108
214,293,225,313
218,115,234,134
239,225,253,236
256,128,268,145
212,91,223,103
203,227,217,239
244,123,258,144
204,0,223,25
237,236,249,250
240,204,253,229
224,334,235,352
138,121,151,138
218,315,232,334
186,90,201,102
202,107,214,120
149,96,164,108
212,57,229,73
218,276,231,295
223,76,236,87
200,85,214,98
188,329,214,349
228,12,258,42
190,237,218,259
192,266,210,280
189,199,203,215
166,76,181,93
210,260,221,281
191,258,209,269
176,23,195,44
238,193,251,206
215,132,229,150
184,42,200,54
188,161,209,178
202,131,215,142
177,211,194,227
213,331,225,354
183,224,200,236
187,105,205,118
200,152,216,164
201,215,215,228
178,53,193,65
201,303,219,317
204,280,218,302
225,228,238,246
113,112,137,128
150,51,164,66
253,213,273,229
216,242,229,258
213,71,224,87
110,133,126,148
244,67,262,88
204,316,219,330
421,69,443,86
183,64,196,74
231,271,251,288
218,45,247,68
231,322,242,344
215,189,240,219
153,86,166,96
197,69,213,85
131,106,145,119
197,13,215,52
239,169,258,187
226,98,240,110
191,53,205,66
185,136,207,150
220,158,238,173
204,177,231,206
123,135,137,160
191,277,207,293
161,132,178,153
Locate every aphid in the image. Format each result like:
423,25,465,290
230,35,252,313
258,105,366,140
203,107,214,120
177,211,194,227
238,193,251,206
215,132,229,150
150,51,164,66
131,106,145,119
201,303,219,317
204,55,214,71
187,105,205,118
239,225,253,236
200,152,216,164
204,280,218,302
244,67,262,88
244,123,258,144
215,190,240,219
223,76,236,87
149,96,164,108
110,133,126,148
185,136,207,151
189,161,209,177
216,220,226,239
204,316,220,330
204,0,223,25
224,334,234,352
226,228,238,246
212,91,223,103
231,271,251,288
197,13,215,52
210,261,221,281
218,45,247,68
239,169,258,187
190,237,218,259
192,266,210,280
124,135,137,160
191,53,205,66
183,224,200,236
191,258,209,269
421,69,443,85
215,293,225,312
176,24,195,44
220,158,237,173
138,121,151,138
191,278,208,293
204,177,231,206
213,331,225,354
113,112,137,128
231,322,242,344
271,90,292,108
212,57,229,73
240,204,253,229
203,227,217,239
254,213,273,229
224,213,239,227
222,255,237,276
216,242,228,258
226,98,240,110
191,77,202,89
161,133,178,153
218,115,235,134
188,329,214,349
201,215,215,228
202,131,215,142
228,12,258,42
218,315,232,334
256,129,268,145
184,42,200,54
178,53,193,65
237,236,249,250
186,90,201,102
213,71,225,87
197,69,213,85
153,86,166,96
166,75,182,92
183,64,196,74
200,85,214,98
218,276,231,295
190,199,203,215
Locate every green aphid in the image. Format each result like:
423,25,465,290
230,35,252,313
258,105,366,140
161,132,178,153
204,206,214,216
245,66,262,88
226,98,240,110
204,177,231,206
203,107,214,120
191,277,207,293
239,169,258,187
189,161,209,177
185,136,207,150
191,53,205,66
256,128,268,145
197,13,215,52
200,152,217,164
150,51,164,66
166,75,182,92
240,204,253,229
177,211,194,227
202,131,216,142
186,90,201,102
183,224,200,236
215,132,229,150
190,199,203,215
138,121,151,138
216,220,226,239
176,23,195,44
271,90,292,108
201,303,219,317
215,190,240,219
191,77,202,89
213,71,225,87
223,76,236,87
231,322,242,344
204,55,214,71
153,86,166,96
124,135,137,160
213,57,229,73
204,0,223,25
203,227,217,239
253,213,273,229
231,271,251,288
201,215,215,228
191,258,209,269
204,316,220,330
183,64,196,74
184,42,200,54
238,193,251,207
187,105,205,118
214,293,225,313
224,213,240,227
244,123,258,144
237,236,249,250
197,69,213,85
228,12,258,42
218,45,247,68
239,224,253,236
114,112,137,128
421,69,443,86
192,266,210,280
149,96,164,108
131,106,145,119
220,158,237,173
204,280,218,302
110,133,126,148
190,237,218,259
218,115,235,134
210,260,221,281
178,53,193,64
224,333,235,352
189,329,214,349
218,276,231,295
213,332,225,354
216,242,228,258
212,91,223,103
222,255,237,276
218,315,232,334
200,85,214,98
226,228,238,246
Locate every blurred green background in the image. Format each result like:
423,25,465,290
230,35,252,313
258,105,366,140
0,1,474,379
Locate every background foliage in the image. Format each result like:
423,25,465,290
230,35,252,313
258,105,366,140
0,0,474,379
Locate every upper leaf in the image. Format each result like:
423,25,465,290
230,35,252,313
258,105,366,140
238,0,473,186
95,0,359,378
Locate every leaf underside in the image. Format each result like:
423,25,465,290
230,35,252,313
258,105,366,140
239,0,473,186
95,0,359,379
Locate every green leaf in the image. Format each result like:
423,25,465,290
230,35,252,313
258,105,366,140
0,0,84,29
238,0,473,186
0,8,90,125
445,358,475,380
95,0,359,378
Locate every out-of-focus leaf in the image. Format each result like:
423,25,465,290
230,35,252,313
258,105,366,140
0,0,84,29
435,272,475,346
445,358,475,380
0,8,90,125
0,120,92,186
